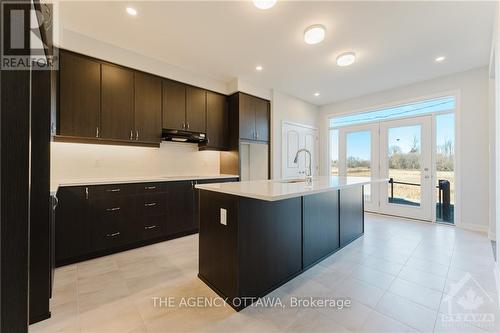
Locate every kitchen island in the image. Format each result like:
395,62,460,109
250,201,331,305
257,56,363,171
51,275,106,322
195,176,387,310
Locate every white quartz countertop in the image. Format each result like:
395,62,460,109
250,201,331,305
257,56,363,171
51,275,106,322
195,176,388,201
50,174,239,195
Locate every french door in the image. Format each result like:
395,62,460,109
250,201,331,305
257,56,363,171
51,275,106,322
338,116,433,221
339,123,380,212
379,116,433,221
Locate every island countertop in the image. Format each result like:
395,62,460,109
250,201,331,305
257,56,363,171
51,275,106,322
195,176,388,201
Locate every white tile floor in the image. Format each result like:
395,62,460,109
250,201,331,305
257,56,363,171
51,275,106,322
29,213,499,333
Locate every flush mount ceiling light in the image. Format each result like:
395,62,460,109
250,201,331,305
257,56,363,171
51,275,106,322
336,52,356,67
126,7,137,16
435,56,446,63
304,25,326,45
255,65,263,71
314,92,320,97
253,0,277,10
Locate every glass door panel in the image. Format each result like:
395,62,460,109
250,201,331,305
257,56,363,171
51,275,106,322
339,124,379,212
380,116,432,220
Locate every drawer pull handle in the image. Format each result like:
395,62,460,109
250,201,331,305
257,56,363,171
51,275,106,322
144,202,157,207
145,186,156,190
144,225,157,230
106,232,120,237
105,207,121,212
106,189,121,192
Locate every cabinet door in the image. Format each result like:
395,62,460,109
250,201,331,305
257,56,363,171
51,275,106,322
101,64,134,140
165,181,196,235
239,93,256,140
339,186,364,247
59,51,100,138
134,72,162,142
254,98,269,142
206,91,228,148
55,187,91,264
162,79,186,130
303,191,340,268
186,86,206,133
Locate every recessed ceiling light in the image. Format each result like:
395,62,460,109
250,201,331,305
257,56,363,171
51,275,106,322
314,92,320,97
126,7,137,16
435,56,446,63
253,0,277,10
304,25,326,45
255,65,263,71
336,52,356,67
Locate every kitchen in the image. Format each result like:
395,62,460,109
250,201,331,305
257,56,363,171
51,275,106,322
1,1,498,333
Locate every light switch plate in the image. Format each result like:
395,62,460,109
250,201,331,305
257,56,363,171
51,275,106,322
220,208,227,226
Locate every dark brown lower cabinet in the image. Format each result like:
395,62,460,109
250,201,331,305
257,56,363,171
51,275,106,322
55,178,238,266
55,187,92,263
166,181,196,235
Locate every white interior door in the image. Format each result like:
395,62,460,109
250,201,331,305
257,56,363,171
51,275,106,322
379,116,433,220
338,123,380,212
282,122,319,179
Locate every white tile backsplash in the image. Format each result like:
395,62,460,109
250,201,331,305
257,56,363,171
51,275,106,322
51,141,220,181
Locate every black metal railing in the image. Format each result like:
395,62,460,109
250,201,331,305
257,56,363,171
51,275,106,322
388,177,451,221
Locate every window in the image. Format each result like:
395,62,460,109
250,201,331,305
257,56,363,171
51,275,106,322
329,96,455,128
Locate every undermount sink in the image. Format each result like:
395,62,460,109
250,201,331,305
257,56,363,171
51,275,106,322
276,178,307,183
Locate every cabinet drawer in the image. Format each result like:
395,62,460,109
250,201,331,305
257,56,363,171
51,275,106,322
89,184,136,198
141,215,166,240
94,223,131,251
134,182,166,194
136,193,166,216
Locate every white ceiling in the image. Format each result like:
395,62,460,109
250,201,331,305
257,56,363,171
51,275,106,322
58,1,495,106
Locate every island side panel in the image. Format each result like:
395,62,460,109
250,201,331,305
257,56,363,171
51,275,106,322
198,190,239,301
339,186,364,247
303,191,340,268
238,197,302,299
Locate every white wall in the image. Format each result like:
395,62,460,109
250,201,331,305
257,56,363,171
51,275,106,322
51,142,221,182
319,67,491,233
271,90,319,179
58,29,228,94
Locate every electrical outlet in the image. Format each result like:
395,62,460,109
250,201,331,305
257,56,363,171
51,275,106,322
220,208,227,226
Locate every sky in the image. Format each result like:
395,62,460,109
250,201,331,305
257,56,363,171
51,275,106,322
330,99,455,163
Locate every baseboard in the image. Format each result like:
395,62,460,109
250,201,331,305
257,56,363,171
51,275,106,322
488,230,496,241
457,222,489,234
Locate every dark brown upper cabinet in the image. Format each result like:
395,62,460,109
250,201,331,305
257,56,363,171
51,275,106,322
101,64,134,141
254,97,270,142
239,93,256,141
237,93,270,142
186,86,207,133
134,72,162,143
205,91,228,149
59,51,100,138
162,79,186,131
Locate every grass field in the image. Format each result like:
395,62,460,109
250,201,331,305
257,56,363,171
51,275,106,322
332,167,455,204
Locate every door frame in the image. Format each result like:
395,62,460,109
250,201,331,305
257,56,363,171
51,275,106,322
338,123,380,212
326,90,461,226
281,121,319,179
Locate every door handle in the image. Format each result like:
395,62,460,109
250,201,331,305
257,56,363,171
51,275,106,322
106,232,120,237
136,130,139,141
144,202,157,207
144,225,157,230
144,186,156,190
96,127,100,138
130,129,133,140
105,207,121,212
106,188,121,192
